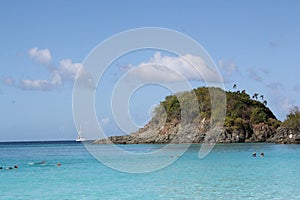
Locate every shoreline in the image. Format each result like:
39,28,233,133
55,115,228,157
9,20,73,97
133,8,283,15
92,140,300,145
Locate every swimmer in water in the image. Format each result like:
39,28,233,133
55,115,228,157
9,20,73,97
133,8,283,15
260,152,264,157
6,165,18,170
252,152,257,157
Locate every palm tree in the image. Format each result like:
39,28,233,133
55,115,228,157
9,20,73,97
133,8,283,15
233,84,237,90
260,95,264,100
252,93,259,100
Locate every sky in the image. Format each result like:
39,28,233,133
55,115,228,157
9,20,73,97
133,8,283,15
0,0,299,141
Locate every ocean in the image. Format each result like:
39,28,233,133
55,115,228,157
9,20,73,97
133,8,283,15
0,142,299,200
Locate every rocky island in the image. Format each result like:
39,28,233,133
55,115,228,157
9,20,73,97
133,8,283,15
94,87,300,144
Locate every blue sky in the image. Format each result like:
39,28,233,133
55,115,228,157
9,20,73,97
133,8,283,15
0,0,299,141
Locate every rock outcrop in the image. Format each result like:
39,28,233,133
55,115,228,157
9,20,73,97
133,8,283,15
93,120,281,144
93,87,299,144
267,127,300,144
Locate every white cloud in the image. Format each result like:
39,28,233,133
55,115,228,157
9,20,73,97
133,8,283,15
15,48,91,91
2,47,86,91
59,59,94,90
126,52,222,83
28,47,52,65
59,59,83,81
20,71,62,91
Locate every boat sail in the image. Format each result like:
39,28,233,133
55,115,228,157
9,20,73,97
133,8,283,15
76,126,86,142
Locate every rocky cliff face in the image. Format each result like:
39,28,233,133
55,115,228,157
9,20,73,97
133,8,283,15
267,127,300,144
93,87,299,144
93,118,289,144
94,122,300,144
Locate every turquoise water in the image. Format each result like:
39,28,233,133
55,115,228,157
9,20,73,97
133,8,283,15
0,142,299,199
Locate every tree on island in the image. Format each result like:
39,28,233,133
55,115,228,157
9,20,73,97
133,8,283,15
260,95,264,100
233,84,237,90
252,93,259,100
263,100,267,106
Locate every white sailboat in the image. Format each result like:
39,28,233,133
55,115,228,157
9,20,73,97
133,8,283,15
76,126,86,142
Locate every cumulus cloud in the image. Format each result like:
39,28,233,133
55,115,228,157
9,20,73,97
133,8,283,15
20,71,62,91
59,59,94,90
9,47,90,91
125,52,222,83
28,47,52,65
59,59,83,81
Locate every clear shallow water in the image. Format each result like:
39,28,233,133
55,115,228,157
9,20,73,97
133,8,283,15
0,142,299,200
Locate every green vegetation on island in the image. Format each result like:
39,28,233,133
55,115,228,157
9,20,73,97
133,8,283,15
159,87,280,130
282,106,300,131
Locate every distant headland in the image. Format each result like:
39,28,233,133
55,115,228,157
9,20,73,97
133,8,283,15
94,86,300,144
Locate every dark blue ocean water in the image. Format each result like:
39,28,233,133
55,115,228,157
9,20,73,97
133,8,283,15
0,142,299,199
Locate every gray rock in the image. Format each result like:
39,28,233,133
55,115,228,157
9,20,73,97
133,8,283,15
267,127,300,144
93,118,300,144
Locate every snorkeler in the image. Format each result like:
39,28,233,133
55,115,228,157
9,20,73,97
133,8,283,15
260,152,264,157
6,165,18,170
